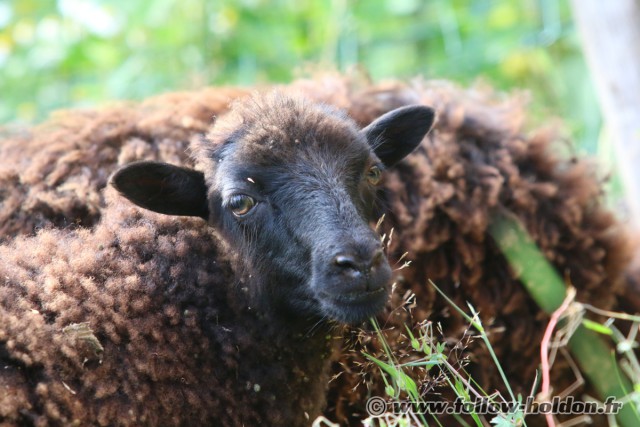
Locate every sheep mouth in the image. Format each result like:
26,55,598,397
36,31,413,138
318,287,389,324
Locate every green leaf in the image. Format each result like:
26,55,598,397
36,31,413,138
582,318,614,336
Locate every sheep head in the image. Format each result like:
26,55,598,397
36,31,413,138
110,94,434,324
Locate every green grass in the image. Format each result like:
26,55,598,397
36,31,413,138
362,303,525,427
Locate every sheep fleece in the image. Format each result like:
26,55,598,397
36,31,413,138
0,75,634,425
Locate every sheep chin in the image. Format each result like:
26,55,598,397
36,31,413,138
316,287,389,325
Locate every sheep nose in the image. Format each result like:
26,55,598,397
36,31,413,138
317,240,392,301
332,248,386,289
333,249,385,271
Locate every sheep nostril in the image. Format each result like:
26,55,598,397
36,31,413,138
334,249,385,274
334,254,360,271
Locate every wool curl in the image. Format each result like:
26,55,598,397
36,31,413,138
0,74,635,426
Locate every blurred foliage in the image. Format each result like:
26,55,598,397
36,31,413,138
0,0,601,154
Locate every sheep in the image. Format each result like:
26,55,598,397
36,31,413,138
1,74,635,425
0,93,435,426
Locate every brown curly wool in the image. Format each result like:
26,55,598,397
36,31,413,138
0,75,635,426
0,87,248,240
0,187,340,427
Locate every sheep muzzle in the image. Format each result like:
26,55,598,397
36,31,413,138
311,233,392,324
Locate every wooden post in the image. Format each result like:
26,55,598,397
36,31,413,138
571,0,640,228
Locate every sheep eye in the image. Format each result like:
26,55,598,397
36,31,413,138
228,195,256,217
366,166,382,185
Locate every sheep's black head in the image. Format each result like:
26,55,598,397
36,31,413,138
111,94,434,325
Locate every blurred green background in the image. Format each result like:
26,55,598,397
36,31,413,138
0,0,602,154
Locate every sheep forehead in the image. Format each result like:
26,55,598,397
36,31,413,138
239,100,363,152
234,121,368,166
209,93,372,175
216,138,370,193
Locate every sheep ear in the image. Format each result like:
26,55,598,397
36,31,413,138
110,161,209,219
362,105,435,166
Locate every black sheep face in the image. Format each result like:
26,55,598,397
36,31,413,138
111,95,434,324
